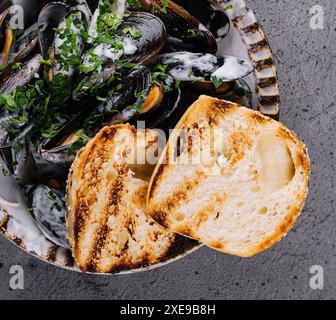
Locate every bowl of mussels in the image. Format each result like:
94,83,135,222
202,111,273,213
0,0,280,273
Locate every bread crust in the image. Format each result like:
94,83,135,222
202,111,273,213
66,124,176,272
147,95,310,257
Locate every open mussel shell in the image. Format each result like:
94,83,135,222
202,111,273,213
160,51,254,85
0,53,42,94
220,79,253,107
38,116,83,167
73,0,94,21
0,55,41,148
73,12,165,101
0,0,51,31
137,0,217,54
174,0,230,40
52,10,87,79
25,184,69,248
0,138,30,183
118,12,167,64
0,112,34,149
136,75,181,128
29,139,69,187
37,2,70,60
99,66,152,124
9,23,38,65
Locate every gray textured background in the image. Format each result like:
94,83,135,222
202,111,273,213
0,0,335,300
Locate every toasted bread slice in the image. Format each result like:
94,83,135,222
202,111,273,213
66,124,176,273
147,96,310,257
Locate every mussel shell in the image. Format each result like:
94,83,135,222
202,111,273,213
25,184,69,248
0,53,42,94
99,66,152,124
72,63,116,101
9,23,38,63
73,0,94,21
118,12,166,64
38,115,83,166
0,138,30,183
0,55,41,148
136,75,181,128
220,79,253,107
0,0,49,31
174,0,230,40
137,0,217,54
160,52,254,83
37,2,70,60
53,10,87,79
73,12,165,101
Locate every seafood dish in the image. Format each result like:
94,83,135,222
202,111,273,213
0,0,309,274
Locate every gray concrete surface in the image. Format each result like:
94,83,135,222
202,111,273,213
0,0,335,300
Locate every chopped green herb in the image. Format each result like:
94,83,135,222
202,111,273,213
223,5,234,10
160,0,169,14
123,26,142,39
211,76,224,88
11,62,22,70
187,28,198,38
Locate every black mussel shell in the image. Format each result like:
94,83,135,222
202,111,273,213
0,53,42,94
25,184,69,248
0,138,32,184
174,0,230,40
117,12,166,64
135,74,181,128
29,139,69,188
220,79,253,107
38,115,84,167
73,12,166,101
37,2,70,60
137,0,217,54
0,55,41,148
160,52,254,83
52,10,87,80
9,23,38,64
0,0,51,31
97,66,152,124
73,0,94,21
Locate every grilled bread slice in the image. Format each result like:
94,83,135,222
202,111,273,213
147,95,310,257
66,124,176,273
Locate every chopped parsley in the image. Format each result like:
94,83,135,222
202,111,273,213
187,28,198,38
123,26,142,39
160,0,169,14
211,76,224,88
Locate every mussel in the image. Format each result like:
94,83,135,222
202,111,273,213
0,54,41,148
52,10,87,79
38,115,85,166
0,0,50,67
29,138,70,187
37,2,70,60
0,137,31,184
0,53,41,94
74,11,166,100
160,52,253,92
137,0,217,53
174,0,230,40
9,23,38,64
96,66,152,124
96,65,181,128
135,74,181,128
25,184,69,248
